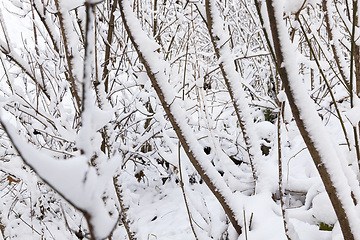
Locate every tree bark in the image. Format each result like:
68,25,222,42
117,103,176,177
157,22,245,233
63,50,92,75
265,1,356,239
119,0,242,235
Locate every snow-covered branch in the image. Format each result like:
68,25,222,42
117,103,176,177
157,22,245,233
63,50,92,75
265,0,360,239
119,0,243,235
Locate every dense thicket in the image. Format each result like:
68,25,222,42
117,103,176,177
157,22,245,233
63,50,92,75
0,0,359,239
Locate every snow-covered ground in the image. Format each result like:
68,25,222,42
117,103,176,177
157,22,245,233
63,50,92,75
0,0,358,239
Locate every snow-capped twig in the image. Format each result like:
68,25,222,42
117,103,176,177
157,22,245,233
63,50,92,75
205,0,263,186
265,0,360,239
119,0,243,235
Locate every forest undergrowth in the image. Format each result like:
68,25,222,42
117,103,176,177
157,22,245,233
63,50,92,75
0,0,359,239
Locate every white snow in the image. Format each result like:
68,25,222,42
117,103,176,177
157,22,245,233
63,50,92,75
269,0,360,239
60,0,84,10
0,0,359,239
0,111,120,239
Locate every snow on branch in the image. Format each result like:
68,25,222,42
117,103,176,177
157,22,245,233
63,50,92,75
0,115,119,240
205,0,272,191
0,1,120,239
119,0,243,235
265,0,360,239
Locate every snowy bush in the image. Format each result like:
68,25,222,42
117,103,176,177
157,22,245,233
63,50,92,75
0,0,359,239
